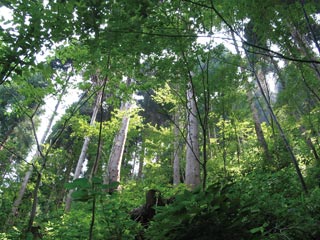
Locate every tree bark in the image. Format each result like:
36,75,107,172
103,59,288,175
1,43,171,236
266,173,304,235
105,101,131,191
173,111,181,185
185,81,201,188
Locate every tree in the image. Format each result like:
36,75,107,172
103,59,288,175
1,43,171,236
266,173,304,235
105,78,132,192
65,76,106,212
230,32,272,164
173,111,182,185
2,69,60,227
185,81,201,188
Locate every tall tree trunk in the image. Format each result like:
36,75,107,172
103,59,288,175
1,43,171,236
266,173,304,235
26,74,76,232
0,154,14,186
300,125,320,162
245,51,308,193
90,140,104,179
231,32,272,163
231,120,242,164
65,78,104,212
173,111,181,185
289,24,320,80
221,105,227,176
6,77,69,227
0,127,15,151
56,155,74,209
299,1,320,55
185,81,201,188
105,100,131,191
248,89,272,162
27,171,41,233
230,30,307,192
104,78,132,191
6,167,33,227
138,141,145,179
272,58,320,163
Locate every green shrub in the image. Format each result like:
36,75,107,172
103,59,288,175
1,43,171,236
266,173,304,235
145,182,260,240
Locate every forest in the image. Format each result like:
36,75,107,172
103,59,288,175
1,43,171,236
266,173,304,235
1,0,320,239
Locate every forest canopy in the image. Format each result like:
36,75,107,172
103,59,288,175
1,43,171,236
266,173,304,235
0,0,320,239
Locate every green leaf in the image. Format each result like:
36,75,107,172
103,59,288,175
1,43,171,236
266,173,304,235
71,189,91,202
92,176,103,184
249,222,268,234
65,178,91,190
102,181,120,189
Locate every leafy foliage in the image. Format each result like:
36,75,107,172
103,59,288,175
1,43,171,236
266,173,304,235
43,181,143,240
145,170,320,240
145,182,259,240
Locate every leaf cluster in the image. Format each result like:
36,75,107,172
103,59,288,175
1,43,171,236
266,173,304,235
64,177,118,202
145,182,259,240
